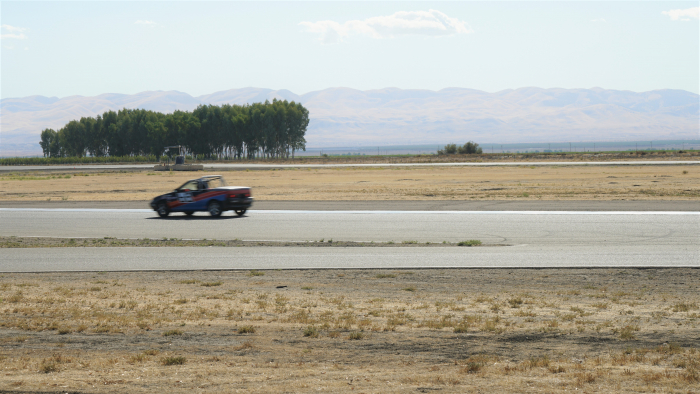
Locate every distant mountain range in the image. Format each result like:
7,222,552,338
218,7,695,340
1,87,698,156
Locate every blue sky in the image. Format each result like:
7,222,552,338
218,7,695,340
1,1,698,99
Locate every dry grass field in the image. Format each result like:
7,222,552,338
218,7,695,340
0,164,698,202
1,269,698,393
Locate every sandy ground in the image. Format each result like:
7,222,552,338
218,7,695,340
0,269,698,393
0,165,698,203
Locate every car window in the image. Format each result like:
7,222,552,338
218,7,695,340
207,177,226,188
178,180,198,191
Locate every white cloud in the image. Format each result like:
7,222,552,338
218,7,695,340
662,7,699,21
1,24,28,40
300,9,472,44
135,20,158,26
591,18,606,23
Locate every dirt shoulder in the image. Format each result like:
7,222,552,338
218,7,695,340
0,237,487,248
1,269,698,393
0,164,698,203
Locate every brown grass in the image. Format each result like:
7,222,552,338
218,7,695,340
0,269,698,393
1,164,698,202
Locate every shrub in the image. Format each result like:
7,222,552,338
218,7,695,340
303,326,319,338
619,325,637,340
460,362,483,373
161,356,186,366
508,298,523,308
238,325,256,334
39,361,58,373
438,142,483,155
162,329,183,337
458,240,482,247
348,332,364,340
453,324,469,333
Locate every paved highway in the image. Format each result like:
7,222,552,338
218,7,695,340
1,209,698,246
1,160,699,172
1,245,696,272
0,209,698,271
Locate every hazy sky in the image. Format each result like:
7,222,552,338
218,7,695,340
1,1,698,99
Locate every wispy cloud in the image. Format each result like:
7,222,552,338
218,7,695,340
662,7,699,21
590,18,606,23
300,10,472,44
1,24,28,40
134,20,158,27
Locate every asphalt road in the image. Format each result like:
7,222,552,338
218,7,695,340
0,209,698,271
1,209,698,246
1,245,695,272
1,160,699,173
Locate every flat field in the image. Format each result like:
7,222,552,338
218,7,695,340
0,164,698,202
0,269,698,393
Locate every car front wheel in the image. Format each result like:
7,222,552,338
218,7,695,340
157,202,170,218
208,201,222,217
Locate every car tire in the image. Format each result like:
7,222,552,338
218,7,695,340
157,202,170,218
208,201,222,217
235,209,247,217
184,211,194,216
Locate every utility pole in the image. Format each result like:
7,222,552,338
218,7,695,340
569,142,571,152
594,143,596,152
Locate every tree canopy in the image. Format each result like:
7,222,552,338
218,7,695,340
438,141,483,155
39,100,309,159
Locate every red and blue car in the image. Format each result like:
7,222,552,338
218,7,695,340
150,175,253,217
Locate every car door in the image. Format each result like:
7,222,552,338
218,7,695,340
188,180,210,210
173,180,199,211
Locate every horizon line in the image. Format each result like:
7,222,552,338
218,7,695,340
3,86,698,101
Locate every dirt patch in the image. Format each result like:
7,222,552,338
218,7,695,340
0,165,698,202
0,236,488,248
1,269,698,393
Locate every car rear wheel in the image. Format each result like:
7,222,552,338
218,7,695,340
184,211,194,216
208,201,222,217
157,202,170,218
235,209,247,217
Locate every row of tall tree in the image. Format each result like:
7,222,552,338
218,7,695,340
39,100,309,159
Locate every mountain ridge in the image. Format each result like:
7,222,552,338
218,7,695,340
1,87,698,155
